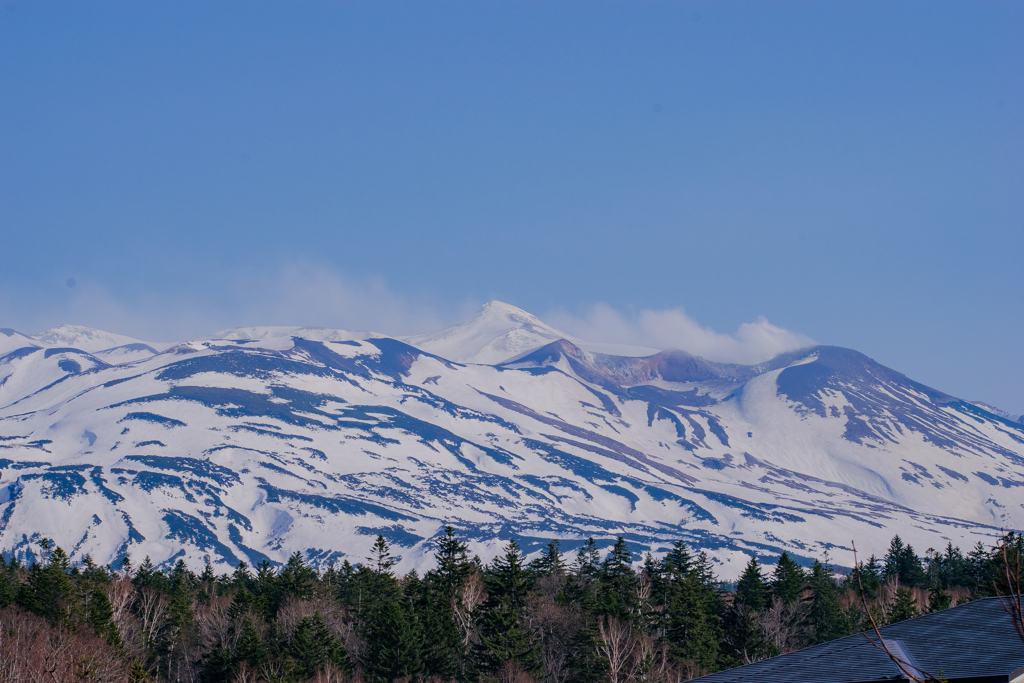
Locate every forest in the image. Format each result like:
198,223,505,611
0,530,1021,683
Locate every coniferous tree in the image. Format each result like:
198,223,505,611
474,539,541,677
335,560,360,607
770,552,805,605
927,580,952,613
573,538,602,582
858,555,882,597
418,585,463,680
665,550,723,672
22,540,74,622
735,557,769,612
290,612,347,678
883,535,925,587
276,551,316,609
967,540,992,594
530,539,566,577
87,587,122,646
888,587,919,623
725,556,770,664
939,542,971,587
597,537,639,621
133,555,162,591
433,526,472,600
805,559,850,643
561,541,609,683
420,528,470,680
361,536,424,683
0,565,16,608
235,618,266,668
165,560,196,636
231,561,254,593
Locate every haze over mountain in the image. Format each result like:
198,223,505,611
1,303,1021,578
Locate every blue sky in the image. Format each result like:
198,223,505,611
1,1,1021,411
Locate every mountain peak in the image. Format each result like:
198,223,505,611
404,301,573,364
478,299,540,319
32,324,151,353
405,301,660,364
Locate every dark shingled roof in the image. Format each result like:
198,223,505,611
693,597,1024,683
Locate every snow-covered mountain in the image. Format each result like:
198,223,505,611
0,303,1022,578
209,326,381,345
0,325,172,362
0,328,40,356
404,301,657,364
971,401,1024,426
32,324,158,353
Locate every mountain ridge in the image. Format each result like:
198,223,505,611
1,304,1021,578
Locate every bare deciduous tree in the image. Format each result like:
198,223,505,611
135,586,168,646
454,570,486,646
755,596,802,655
0,607,129,683
596,616,635,683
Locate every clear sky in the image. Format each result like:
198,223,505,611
1,1,1021,412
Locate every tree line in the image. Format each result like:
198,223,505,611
0,529,1021,683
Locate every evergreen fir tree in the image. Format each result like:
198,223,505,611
277,551,316,605
665,551,723,672
770,552,805,605
562,620,608,683
23,541,73,622
290,612,347,678
888,587,919,623
939,543,970,587
165,561,195,635
433,526,472,600
133,556,159,590
858,555,882,597
254,559,279,620
87,587,122,646
234,618,266,667
724,556,770,664
927,580,952,613
883,535,925,587
805,559,850,643
596,537,639,621
735,557,769,612
360,536,424,683
662,541,693,582
231,561,253,592
413,580,463,680
335,560,359,607
473,539,541,676
530,539,566,577
0,568,16,608
362,588,424,682
573,538,601,582
198,644,234,683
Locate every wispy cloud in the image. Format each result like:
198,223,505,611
2,266,813,364
544,303,814,364
226,264,447,337
1,264,449,343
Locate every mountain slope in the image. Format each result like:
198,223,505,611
404,301,657,364
33,324,155,353
0,308,1021,578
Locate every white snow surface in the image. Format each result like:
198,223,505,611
0,329,40,355
0,304,1022,580
209,326,381,344
404,301,657,364
32,324,167,353
971,401,1024,425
